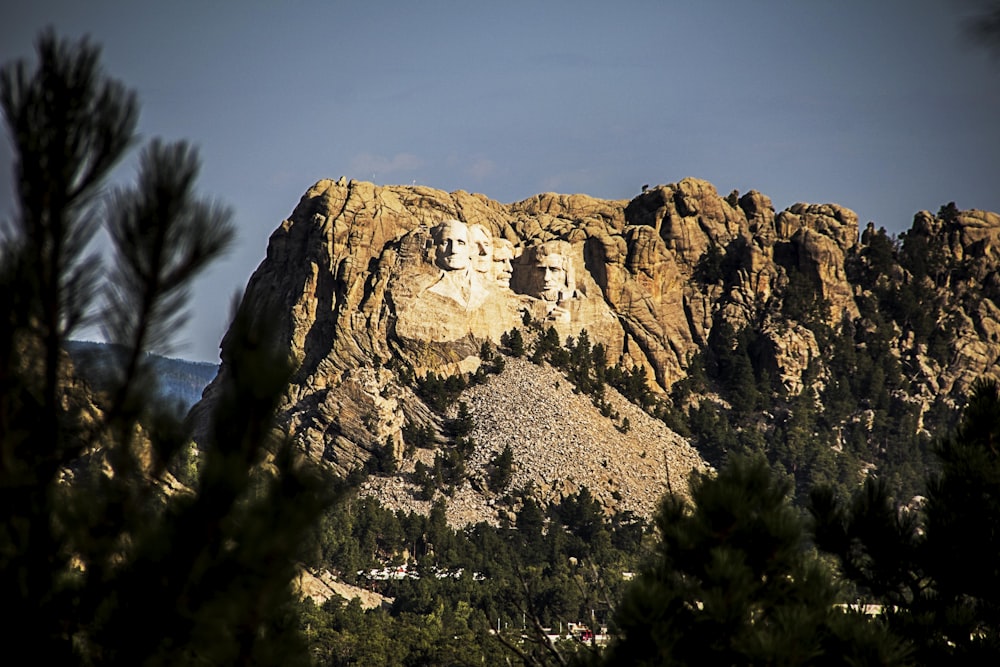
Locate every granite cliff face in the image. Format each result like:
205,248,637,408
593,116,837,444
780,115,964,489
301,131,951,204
193,177,1000,522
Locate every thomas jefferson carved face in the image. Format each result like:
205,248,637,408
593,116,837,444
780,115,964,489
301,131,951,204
468,224,493,275
431,220,470,271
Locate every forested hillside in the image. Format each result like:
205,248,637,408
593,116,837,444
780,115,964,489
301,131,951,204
66,340,218,412
4,28,1000,667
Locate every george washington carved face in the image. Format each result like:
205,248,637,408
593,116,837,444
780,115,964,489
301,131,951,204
431,219,470,271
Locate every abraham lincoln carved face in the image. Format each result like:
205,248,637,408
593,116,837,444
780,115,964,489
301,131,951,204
528,241,570,302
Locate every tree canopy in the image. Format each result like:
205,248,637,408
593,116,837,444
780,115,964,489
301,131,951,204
812,378,1000,663
1,30,331,665
595,456,908,666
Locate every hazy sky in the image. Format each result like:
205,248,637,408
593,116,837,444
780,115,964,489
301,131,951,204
2,1,998,362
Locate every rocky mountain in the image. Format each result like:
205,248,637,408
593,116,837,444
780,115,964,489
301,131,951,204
191,176,1000,523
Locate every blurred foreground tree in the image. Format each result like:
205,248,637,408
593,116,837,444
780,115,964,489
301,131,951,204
811,378,1000,662
591,456,909,666
968,0,1000,57
0,30,330,665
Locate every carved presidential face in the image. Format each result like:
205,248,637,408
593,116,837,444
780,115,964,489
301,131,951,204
511,241,573,301
432,220,470,271
536,252,567,301
492,239,514,288
468,224,493,275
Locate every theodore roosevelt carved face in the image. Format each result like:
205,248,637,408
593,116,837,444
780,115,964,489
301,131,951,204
431,220,470,271
492,238,515,288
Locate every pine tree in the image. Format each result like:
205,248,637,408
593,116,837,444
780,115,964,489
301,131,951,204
450,400,474,437
488,445,514,493
596,456,908,666
501,327,525,357
0,31,330,665
813,378,1000,661
924,379,1000,648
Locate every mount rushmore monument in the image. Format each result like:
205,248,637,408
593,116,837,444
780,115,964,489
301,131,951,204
190,175,1000,514
392,217,615,362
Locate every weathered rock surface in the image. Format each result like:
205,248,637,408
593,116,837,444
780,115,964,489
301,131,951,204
192,177,1000,525
294,567,389,609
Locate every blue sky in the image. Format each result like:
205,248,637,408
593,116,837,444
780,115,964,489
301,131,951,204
2,1,998,362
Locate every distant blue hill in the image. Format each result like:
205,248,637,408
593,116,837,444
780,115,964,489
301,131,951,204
66,341,219,413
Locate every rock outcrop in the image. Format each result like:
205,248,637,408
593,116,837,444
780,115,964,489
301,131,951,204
192,177,1000,525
